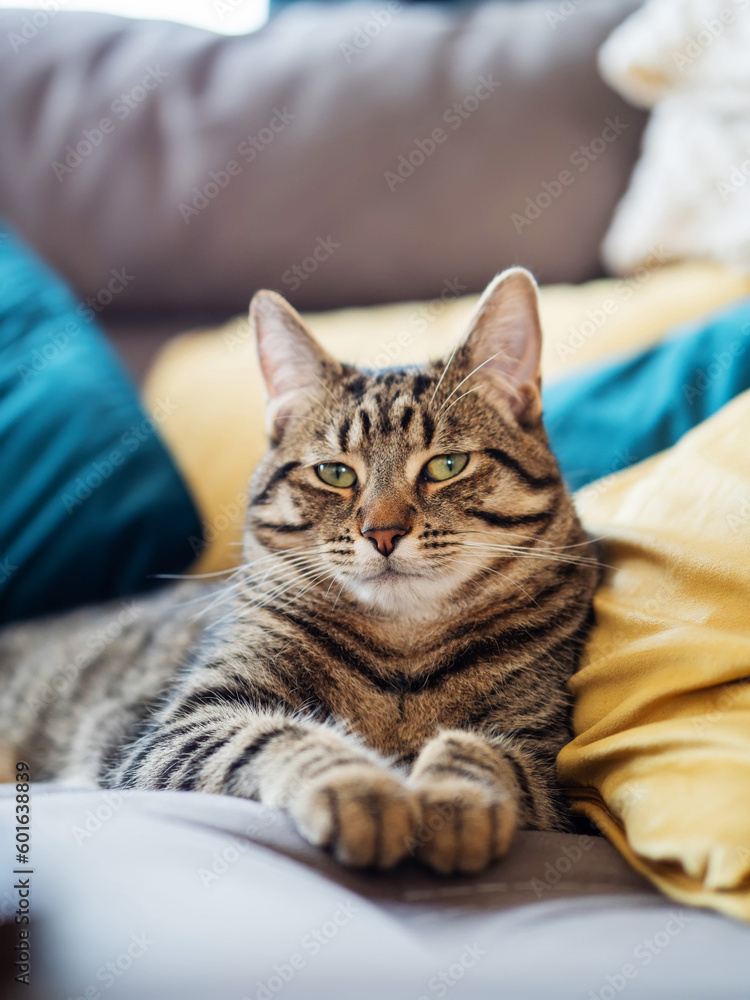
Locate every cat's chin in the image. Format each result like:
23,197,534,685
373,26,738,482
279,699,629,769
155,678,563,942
345,569,459,620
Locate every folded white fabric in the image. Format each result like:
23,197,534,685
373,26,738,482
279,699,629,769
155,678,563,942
599,0,750,275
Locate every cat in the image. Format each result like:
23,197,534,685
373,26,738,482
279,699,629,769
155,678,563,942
0,267,600,874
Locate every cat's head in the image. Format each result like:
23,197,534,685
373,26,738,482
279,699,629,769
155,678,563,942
246,268,577,618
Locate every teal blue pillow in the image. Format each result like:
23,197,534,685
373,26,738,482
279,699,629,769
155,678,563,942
544,300,750,492
0,221,203,624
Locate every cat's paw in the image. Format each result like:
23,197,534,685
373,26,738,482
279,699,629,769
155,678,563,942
409,778,518,875
290,763,419,869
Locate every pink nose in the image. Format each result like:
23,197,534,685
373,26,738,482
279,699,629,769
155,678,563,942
361,525,409,557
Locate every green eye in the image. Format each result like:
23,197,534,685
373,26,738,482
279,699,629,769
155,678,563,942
316,462,357,489
424,453,469,482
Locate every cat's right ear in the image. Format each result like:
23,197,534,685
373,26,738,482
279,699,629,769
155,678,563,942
250,290,342,440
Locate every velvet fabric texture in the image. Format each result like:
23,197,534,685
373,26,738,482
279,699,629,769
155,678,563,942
0,222,202,624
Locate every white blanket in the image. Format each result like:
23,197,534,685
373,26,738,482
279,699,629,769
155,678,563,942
2,786,750,999
599,0,750,275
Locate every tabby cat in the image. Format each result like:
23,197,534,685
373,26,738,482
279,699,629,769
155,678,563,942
0,268,599,874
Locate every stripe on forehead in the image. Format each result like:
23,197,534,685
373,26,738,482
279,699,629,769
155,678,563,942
420,408,435,448
332,368,439,452
345,407,373,451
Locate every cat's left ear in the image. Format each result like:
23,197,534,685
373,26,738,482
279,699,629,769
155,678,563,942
459,267,542,426
250,290,342,439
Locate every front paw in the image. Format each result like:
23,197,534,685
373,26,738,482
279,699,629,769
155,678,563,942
290,763,419,869
409,778,518,875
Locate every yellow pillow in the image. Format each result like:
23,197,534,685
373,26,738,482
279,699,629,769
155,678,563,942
559,390,750,920
144,261,750,573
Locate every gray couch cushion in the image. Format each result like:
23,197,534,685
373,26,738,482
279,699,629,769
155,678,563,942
0,1,645,316
2,786,748,999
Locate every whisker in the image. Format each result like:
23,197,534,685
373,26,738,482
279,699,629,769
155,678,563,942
245,557,332,596
232,573,323,618
438,349,506,413
467,542,599,563
440,384,486,416
273,570,337,611
464,539,601,561
461,542,601,568
154,567,237,581
308,370,339,406
188,549,331,618
450,556,538,605
430,340,460,405
249,565,335,613
455,527,613,550
332,578,347,610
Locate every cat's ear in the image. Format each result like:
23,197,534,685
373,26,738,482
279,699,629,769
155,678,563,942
459,268,542,425
250,290,342,439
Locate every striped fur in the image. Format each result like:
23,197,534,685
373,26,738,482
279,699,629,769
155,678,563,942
0,269,600,873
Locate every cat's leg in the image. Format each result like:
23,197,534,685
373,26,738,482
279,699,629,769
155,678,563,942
112,709,418,869
408,729,565,874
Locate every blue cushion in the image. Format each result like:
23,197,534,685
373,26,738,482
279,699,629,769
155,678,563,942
0,221,203,624
544,300,750,492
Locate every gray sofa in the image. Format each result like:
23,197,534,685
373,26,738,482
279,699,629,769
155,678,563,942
0,0,647,377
